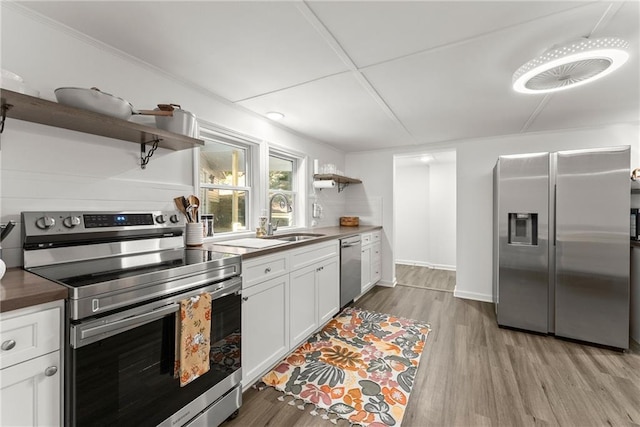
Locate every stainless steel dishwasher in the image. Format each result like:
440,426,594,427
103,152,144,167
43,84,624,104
340,235,362,307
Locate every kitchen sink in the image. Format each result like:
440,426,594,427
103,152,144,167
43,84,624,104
266,233,325,242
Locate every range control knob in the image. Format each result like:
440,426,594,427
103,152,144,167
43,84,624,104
63,216,81,228
169,214,180,224
35,216,56,230
155,214,166,224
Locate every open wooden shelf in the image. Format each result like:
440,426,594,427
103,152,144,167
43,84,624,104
313,174,362,184
313,173,362,192
0,89,204,151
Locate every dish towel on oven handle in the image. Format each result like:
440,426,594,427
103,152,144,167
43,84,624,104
174,292,212,387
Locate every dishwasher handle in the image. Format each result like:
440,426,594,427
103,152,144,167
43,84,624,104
341,242,360,248
341,236,361,248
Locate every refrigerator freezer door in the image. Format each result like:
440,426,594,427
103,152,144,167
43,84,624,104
555,146,630,349
496,152,550,333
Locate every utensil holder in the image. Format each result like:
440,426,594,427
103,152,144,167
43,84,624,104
185,223,204,247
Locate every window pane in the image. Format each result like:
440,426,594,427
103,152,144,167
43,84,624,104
200,188,247,233
269,155,293,191
201,143,246,187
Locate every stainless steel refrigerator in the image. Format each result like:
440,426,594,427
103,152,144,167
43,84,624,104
493,146,630,349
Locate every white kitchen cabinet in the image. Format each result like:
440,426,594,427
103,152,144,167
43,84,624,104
371,241,381,285
241,274,290,387
361,244,372,293
1,351,60,427
317,256,340,326
361,230,382,295
242,252,290,289
289,264,318,348
0,300,63,427
241,240,341,388
289,241,340,348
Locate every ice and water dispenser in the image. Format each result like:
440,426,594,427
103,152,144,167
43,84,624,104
508,213,538,246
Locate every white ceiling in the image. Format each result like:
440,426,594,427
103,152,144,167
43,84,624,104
18,1,640,153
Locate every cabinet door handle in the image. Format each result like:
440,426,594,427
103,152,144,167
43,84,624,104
44,366,58,377
242,296,249,302
264,267,271,274
1,340,16,351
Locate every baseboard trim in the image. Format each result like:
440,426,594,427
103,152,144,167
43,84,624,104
453,289,494,303
396,260,456,271
375,279,396,288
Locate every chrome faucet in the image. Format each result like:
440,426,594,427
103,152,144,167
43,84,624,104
267,192,292,235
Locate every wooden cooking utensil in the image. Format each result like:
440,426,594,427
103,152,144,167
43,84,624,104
188,195,200,222
174,196,191,222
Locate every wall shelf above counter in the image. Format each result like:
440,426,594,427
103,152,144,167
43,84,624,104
0,89,204,168
313,174,362,192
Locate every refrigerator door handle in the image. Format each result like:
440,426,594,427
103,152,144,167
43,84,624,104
553,184,557,247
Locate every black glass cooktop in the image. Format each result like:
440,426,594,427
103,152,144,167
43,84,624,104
28,248,237,289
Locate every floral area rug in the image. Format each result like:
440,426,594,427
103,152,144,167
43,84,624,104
262,307,431,426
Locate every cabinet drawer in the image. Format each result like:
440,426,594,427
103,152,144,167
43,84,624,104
243,252,290,289
290,240,339,271
361,233,372,246
0,305,61,369
372,230,381,243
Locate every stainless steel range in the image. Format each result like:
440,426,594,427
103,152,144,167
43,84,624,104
22,211,242,427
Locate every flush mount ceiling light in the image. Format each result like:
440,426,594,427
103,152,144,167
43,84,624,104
512,37,630,94
265,111,285,121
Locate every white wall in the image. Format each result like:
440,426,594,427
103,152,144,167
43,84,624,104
428,161,456,270
395,164,430,266
347,123,640,301
0,4,346,267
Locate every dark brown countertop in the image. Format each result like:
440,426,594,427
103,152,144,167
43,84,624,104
632,241,640,248
203,225,382,260
1,268,68,313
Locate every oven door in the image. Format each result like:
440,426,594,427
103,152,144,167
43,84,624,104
67,277,242,427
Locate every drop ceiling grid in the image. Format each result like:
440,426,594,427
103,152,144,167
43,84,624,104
18,1,352,102
9,1,640,152
358,2,616,144
305,1,591,69
237,71,415,152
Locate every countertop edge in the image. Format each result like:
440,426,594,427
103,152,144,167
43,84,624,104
204,225,382,259
1,268,68,313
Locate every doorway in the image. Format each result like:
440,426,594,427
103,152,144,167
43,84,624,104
393,151,457,291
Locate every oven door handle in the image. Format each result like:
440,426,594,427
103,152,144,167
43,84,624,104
73,304,179,347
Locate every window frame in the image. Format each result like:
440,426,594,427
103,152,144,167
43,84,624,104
195,125,259,237
267,145,306,230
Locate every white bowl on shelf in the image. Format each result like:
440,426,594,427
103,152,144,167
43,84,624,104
1,69,40,97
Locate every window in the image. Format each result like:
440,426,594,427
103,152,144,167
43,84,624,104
199,134,251,233
268,151,298,228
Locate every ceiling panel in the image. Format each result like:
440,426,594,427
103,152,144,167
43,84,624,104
21,1,349,102
237,71,415,152
307,0,591,68
11,1,640,152
363,2,614,144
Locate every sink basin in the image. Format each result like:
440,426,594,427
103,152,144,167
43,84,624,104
266,233,325,242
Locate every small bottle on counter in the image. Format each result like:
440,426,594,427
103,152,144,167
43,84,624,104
256,209,268,237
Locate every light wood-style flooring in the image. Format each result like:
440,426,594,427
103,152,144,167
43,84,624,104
395,264,456,292
227,279,640,426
